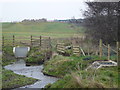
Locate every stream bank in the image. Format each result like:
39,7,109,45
4,59,59,88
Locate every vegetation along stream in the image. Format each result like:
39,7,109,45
4,59,59,88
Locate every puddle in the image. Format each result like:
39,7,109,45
4,59,58,88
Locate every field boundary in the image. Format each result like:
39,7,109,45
2,35,52,50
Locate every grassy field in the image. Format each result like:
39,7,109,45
2,22,85,38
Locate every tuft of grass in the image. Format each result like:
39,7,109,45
2,69,38,89
47,67,118,88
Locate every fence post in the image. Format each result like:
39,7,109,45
49,37,52,49
13,35,15,46
108,44,110,60
99,39,102,58
117,42,119,63
2,36,4,47
31,35,33,47
39,36,41,47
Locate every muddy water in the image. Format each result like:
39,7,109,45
4,59,58,88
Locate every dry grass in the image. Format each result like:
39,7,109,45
70,66,106,88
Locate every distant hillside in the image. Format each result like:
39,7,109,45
2,22,85,38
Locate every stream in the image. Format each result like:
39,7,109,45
4,59,59,88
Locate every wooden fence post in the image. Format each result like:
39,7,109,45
108,44,110,60
49,37,52,49
31,35,33,47
13,35,15,46
39,36,41,47
99,39,102,58
117,42,119,63
2,36,4,47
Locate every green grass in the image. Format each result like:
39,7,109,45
47,67,118,88
43,55,107,78
2,22,85,39
2,46,16,66
43,55,118,88
2,69,38,89
25,47,52,65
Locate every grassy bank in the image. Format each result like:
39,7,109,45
43,55,118,88
2,46,16,66
2,69,38,89
43,55,104,77
25,47,52,66
46,67,118,88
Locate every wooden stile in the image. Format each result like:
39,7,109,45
73,45,80,56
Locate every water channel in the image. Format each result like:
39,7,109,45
4,59,58,88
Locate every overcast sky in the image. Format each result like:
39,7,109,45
0,0,89,22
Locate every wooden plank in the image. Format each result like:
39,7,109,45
73,48,79,50
80,47,85,56
73,50,80,52
103,43,117,53
58,51,65,53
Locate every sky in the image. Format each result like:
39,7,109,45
0,0,89,22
